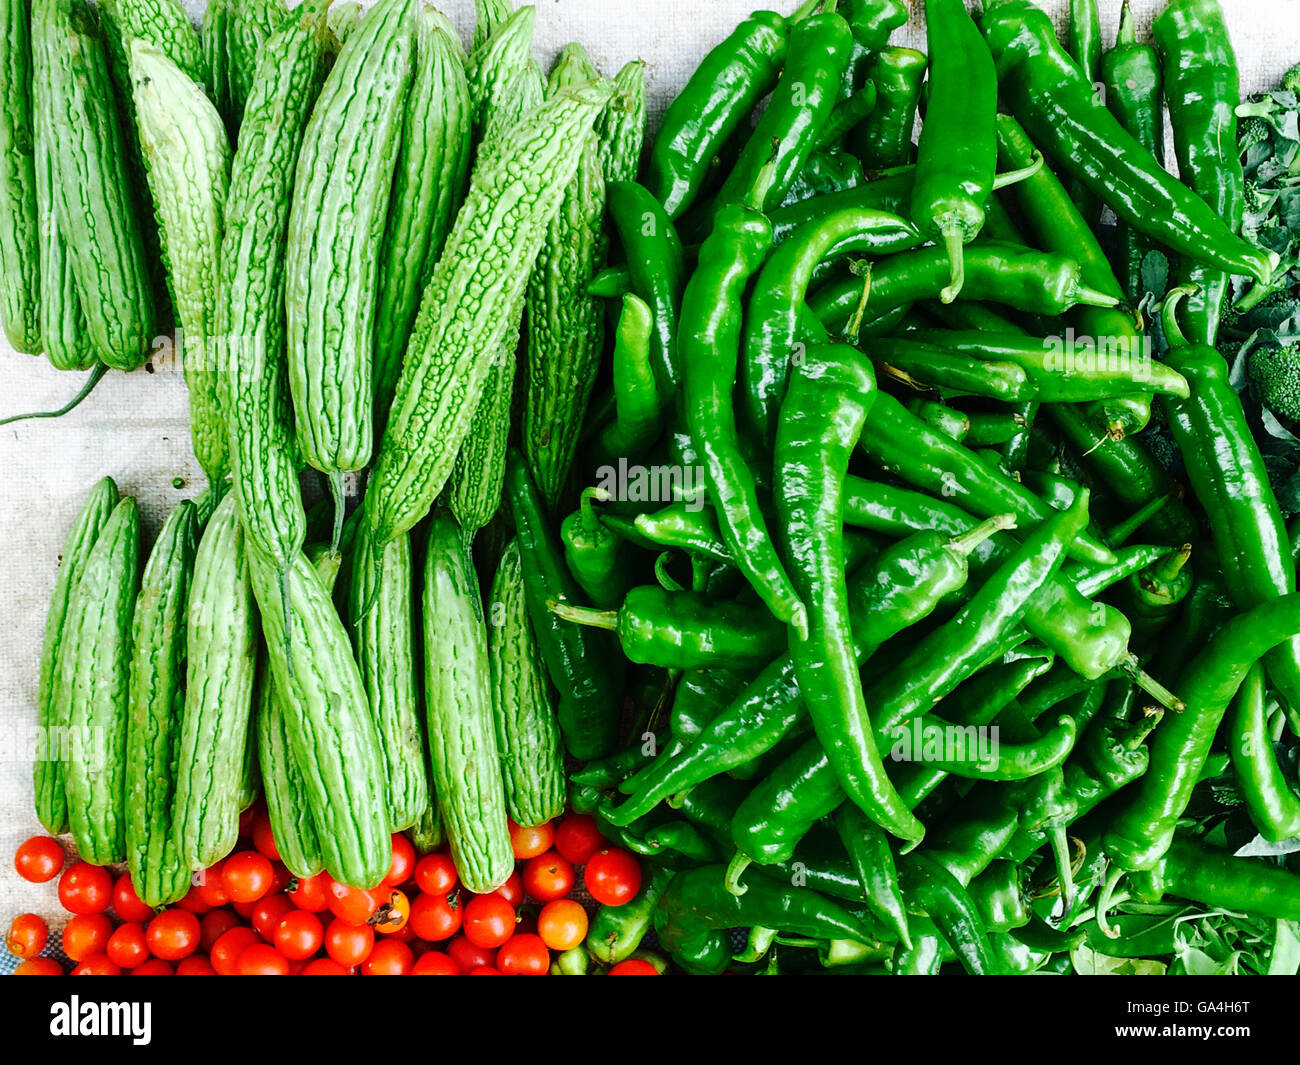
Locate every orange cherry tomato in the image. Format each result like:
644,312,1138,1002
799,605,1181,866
537,898,588,951
508,819,555,860
5,913,48,959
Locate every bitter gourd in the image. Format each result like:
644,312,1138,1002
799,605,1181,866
0,0,42,354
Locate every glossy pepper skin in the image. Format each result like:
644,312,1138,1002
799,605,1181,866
550,584,787,671
1101,2,1165,306
646,11,789,220
1227,662,1300,843
872,341,1034,403
842,0,908,52
560,488,629,609
980,0,1277,285
506,450,622,759
967,860,1030,934
713,11,854,213
776,343,922,845
849,47,927,170
741,206,923,451
606,182,686,395
589,294,662,469
813,242,1120,334
586,865,674,965
910,0,998,301
769,168,918,243
682,205,805,635
1152,0,1243,347
858,392,1114,565
835,803,910,949
653,864,874,975
1104,592,1300,871
1161,291,1300,714
1121,545,1193,648
606,521,991,827
1133,834,1300,922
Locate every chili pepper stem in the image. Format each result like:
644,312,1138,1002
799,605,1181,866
990,150,1045,191
790,0,825,21
1121,654,1186,712
547,598,620,631
1116,0,1135,46
578,485,612,536
1123,707,1165,750
1074,285,1122,308
1095,865,1128,939
1106,492,1172,548
1160,284,1199,348
654,551,686,591
0,363,109,426
1149,544,1193,583
947,513,1017,557
844,263,873,342
1048,824,1077,918
725,851,753,896
733,926,777,963
938,225,966,304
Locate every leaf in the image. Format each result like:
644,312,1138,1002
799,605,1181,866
1268,920,1300,975
1234,833,1300,857
1139,250,1169,303
1069,941,1166,976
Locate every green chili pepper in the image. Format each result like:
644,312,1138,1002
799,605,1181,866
858,392,1115,565
780,149,866,206
842,0,907,51
907,399,971,442
1161,287,1300,714
923,787,1022,889
1228,662,1300,843
967,860,1030,933
654,864,874,975
550,585,787,671
776,341,921,845
559,488,629,609
849,47,927,170
814,92,879,156
891,713,1078,783
570,738,661,790
900,852,1003,975
1067,0,1102,88
769,167,917,242
1152,0,1244,347
682,204,805,635
741,207,922,451
631,503,732,565
608,520,999,827
967,413,1027,448
1101,2,1165,306
646,11,791,219
670,667,754,741
589,295,662,469
1122,544,1193,648
606,182,686,396
714,10,854,213
1106,493,1175,550
813,242,1120,336
981,0,1277,285
587,265,632,299
641,820,726,864
910,0,998,301
1104,592,1300,871
835,803,910,949
506,450,622,759
1135,834,1300,922
875,342,1034,403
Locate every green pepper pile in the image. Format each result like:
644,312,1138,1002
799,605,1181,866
554,0,1300,976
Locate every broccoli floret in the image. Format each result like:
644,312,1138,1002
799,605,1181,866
1241,117,1271,154
1284,62,1300,94
1243,178,1271,213
1247,344,1300,421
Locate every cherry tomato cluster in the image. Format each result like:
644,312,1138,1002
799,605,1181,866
8,806,646,976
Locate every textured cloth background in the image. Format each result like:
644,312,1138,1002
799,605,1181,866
2,0,1297,947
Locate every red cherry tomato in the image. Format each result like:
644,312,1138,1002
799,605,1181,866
469,966,501,975
508,820,555,860
273,909,324,960
522,850,575,902
301,957,350,975
323,919,374,967
327,880,381,924
584,848,642,907
145,910,200,961
496,933,550,975
411,950,459,974
609,959,660,975
14,958,63,975
5,913,48,959
14,835,65,883
268,862,292,896
132,959,175,975
175,955,216,975
251,813,280,861
413,853,457,895
105,923,151,969
72,954,121,975
209,927,261,975
288,871,331,912
250,893,294,940
491,870,525,908
57,862,113,915
384,833,416,888
537,899,588,951
195,862,229,908
199,909,243,953
222,850,275,903
236,942,290,975
361,939,414,975
408,890,462,942
446,935,495,973
174,881,212,915
62,913,113,962
112,874,156,923
462,894,516,949
553,813,605,865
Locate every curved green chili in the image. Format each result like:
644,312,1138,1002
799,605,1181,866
849,46,927,171
835,803,910,949
560,487,630,609
589,294,662,468
1228,662,1300,842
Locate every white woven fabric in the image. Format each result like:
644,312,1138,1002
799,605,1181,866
1,0,1294,932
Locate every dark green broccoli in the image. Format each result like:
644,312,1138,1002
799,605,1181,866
1243,178,1271,213
1284,62,1300,94
1240,117,1271,154
1247,344,1300,421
